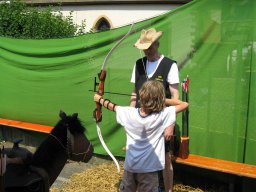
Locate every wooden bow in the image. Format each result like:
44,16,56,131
93,23,134,172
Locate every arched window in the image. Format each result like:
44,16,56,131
94,17,111,32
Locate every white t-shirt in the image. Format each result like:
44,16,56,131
116,106,176,173
130,55,179,84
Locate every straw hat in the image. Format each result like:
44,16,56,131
134,28,163,50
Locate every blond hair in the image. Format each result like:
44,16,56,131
139,80,166,113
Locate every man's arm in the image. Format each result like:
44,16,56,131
165,83,179,106
167,61,180,100
164,124,175,141
169,83,179,99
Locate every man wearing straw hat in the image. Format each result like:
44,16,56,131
130,28,180,192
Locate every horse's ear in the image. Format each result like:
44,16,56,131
72,113,78,120
59,110,67,119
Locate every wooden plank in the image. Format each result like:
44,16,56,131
0,118,53,134
175,154,256,179
1,117,256,180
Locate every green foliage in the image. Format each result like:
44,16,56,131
0,0,86,39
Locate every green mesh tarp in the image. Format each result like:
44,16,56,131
0,0,255,165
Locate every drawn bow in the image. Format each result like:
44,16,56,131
93,24,134,173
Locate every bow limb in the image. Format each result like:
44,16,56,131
94,23,134,122
95,23,134,173
97,123,120,172
102,23,134,70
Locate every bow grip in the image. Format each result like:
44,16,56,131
97,70,106,95
94,70,107,123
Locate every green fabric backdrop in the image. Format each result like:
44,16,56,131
0,0,255,165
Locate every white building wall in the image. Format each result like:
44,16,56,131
59,4,179,32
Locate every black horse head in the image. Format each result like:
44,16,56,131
29,110,93,186
56,110,94,163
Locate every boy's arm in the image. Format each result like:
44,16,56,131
175,101,188,113
94,94,118,112
169,83,179,99
165,98,189,114
165,98,182,106
130,88,136,107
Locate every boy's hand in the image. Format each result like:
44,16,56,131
94,94,102,102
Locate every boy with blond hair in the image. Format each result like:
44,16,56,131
94,80,188,192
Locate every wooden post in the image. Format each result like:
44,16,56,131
179,136,189,159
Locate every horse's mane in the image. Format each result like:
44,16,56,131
51,113,86,136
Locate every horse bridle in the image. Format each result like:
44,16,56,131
66,129,92,161
50,128,92,162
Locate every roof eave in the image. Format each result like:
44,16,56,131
23,0,192,6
